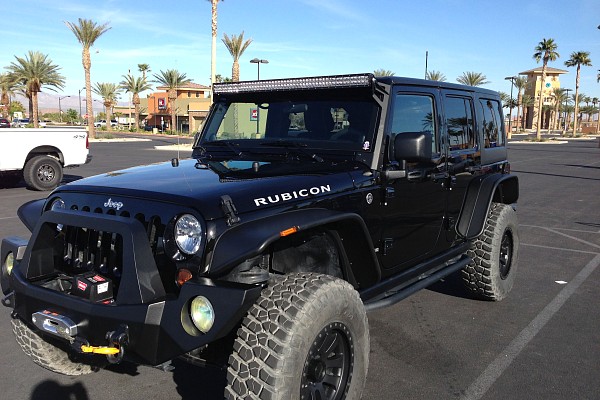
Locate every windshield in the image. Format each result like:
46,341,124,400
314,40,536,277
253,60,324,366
198,99,379,153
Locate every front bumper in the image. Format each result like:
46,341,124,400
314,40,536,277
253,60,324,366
1,210,262,366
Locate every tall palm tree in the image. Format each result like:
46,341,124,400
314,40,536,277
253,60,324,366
65,18,111,138
0,73,18,118
564,51,592,134
222,32,252,82
6,51,65,127
374,69,395,77
513,76,527,132
425,70,446,81
456,71,489,86
533,38,559,139
138,64,151,81
93,82,120,132
120,74,152,131
152,69,190,133
209,0,222,96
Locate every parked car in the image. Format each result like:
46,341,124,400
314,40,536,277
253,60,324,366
144,124,165,132
0,118,11,128
94,120,118,128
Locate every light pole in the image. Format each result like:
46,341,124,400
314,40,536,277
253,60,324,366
58,96,71,123
562,88,571,135
250,58,268,137
504,76,517,138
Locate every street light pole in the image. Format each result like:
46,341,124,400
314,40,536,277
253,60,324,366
59,95,71,123
250,58,268,138
504,76,517,138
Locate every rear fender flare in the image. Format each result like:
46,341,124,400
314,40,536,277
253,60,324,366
209,208,381,288
456,174,519,240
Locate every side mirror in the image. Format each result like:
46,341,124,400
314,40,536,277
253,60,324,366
392,132,432,163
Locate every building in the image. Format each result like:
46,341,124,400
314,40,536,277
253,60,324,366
519,67,568,130
142,83,211,133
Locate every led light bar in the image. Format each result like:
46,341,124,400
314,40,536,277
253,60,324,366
213,73,374,94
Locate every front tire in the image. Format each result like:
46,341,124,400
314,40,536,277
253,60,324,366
24,155,63,191
12,318,96,376
226,273,369,400
462,203,519,300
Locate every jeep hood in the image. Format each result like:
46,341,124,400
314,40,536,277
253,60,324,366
55,159,357,220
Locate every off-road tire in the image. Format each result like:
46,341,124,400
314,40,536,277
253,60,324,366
23,155,63,191
12,318,96,376
462,202,519,301
225,273,369,400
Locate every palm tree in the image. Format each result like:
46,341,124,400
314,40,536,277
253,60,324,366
138,64,151,81
533,38,559,139
565,51,592,134
373,69,395,77
513,76,527,132
425,70,446,81
456,71,489,86
152,69,190,133
222,32,253,82
93,82,120,132
65,18,111,138
550,88,567,130
0,73,18,118
120,74,152,131
209,0,222,95
6,51,65,128
521,95,534,131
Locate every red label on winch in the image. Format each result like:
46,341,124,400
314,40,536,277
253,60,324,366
77,280,88,291
92,275,105,282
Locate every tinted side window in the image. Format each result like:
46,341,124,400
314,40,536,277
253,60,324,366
444,96,476,151
478,99,505,148
391,94,437,154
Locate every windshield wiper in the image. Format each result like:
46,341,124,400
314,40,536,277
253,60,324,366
202,140,243,157
260,140,324,163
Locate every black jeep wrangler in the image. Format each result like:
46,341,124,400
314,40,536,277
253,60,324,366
1,73,519,399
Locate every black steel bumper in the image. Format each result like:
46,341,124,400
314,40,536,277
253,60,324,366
1,210,262,366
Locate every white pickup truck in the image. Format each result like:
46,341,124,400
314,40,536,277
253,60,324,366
0,128,92,191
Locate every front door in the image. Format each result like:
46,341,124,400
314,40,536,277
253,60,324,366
377,88,447,272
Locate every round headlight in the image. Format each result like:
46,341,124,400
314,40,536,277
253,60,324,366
50,198,65,211
175,214,202,255
4,252,14,276
190,296,215,333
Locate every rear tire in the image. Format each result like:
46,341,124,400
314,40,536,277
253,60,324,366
24,155,63,191
12,318,96,376
225,273,369,400
462,203,519,301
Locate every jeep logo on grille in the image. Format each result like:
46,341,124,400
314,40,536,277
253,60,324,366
104,198,124,211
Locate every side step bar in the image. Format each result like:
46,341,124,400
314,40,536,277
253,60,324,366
364,256,472,312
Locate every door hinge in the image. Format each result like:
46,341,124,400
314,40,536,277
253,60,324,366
383,238,393,256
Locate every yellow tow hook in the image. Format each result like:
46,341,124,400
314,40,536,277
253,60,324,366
80,344,121,355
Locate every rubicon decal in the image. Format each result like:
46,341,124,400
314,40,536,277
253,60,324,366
254,185,331,207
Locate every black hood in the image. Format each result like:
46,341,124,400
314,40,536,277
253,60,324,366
56,159,357,220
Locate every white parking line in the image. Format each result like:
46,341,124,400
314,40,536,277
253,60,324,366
521,243,599,255
461,253,600,400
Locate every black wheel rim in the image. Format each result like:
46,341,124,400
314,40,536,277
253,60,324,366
37,164,55,182
301,322,353,400
499,229,514,279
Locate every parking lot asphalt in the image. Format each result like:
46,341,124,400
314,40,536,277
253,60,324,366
0,135,598,399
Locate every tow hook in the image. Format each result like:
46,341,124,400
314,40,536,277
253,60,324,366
105,325,129,364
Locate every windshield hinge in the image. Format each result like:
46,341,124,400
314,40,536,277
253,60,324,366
220,195,241,226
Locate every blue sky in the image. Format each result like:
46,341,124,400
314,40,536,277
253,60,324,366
2,0,599,101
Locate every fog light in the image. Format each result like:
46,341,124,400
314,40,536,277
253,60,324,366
4,252,14,276
190,296,215,333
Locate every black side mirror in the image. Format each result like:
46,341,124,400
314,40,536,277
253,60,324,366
392,132,432,163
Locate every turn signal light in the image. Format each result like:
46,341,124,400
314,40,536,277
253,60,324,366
280,226,299,237
176,269,193,287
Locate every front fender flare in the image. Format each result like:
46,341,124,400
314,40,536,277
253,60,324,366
209,208,381,287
